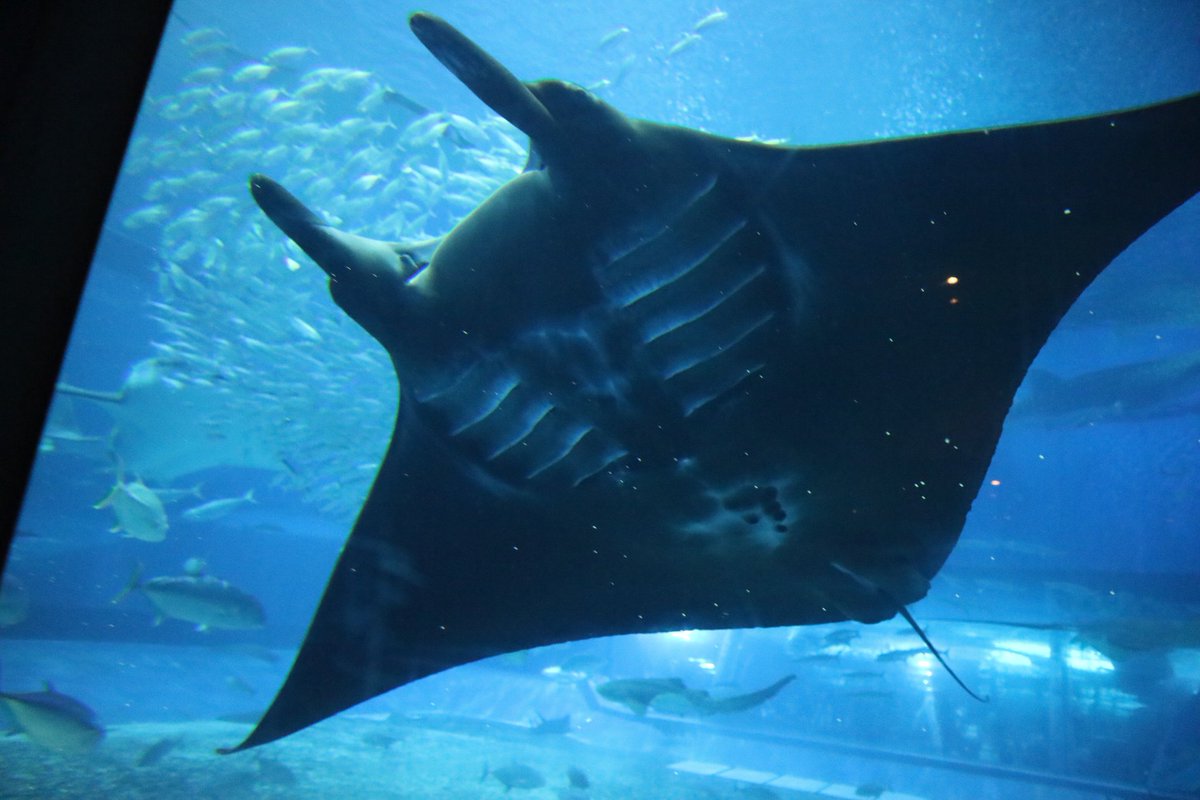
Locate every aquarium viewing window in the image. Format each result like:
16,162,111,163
1,3,1198,799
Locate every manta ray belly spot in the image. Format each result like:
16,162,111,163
678,479,804,551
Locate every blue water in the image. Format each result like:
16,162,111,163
2,1,1199,798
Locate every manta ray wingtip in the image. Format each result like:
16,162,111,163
216,723,272,755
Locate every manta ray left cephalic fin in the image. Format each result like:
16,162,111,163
223,11,1199,752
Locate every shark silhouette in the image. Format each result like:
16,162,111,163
596,675,796,717
1012,350,1200,425
224,13,1200,751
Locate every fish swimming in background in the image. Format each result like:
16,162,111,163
693,10,730,32
597,26,631,50
823,628,861,646
540,653,608,683
226,674,258,695
875,647,929,663
255,755,298,786
0,683,104,754
181,489,256,523
149,484,205,505
957,616,1200,664
485,762,546,791
113,564,265,631
596,674,795,716
58,357,289,483
666,32,702,58
94,470,168,542
0,573,29,627
36,396,103,455
265,45,317,66
529,711,571,734
566,766,590,789
136,736,183,767
1010,350,1200,426
226,11,1200,752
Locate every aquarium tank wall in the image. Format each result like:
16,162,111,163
1,2,1198,799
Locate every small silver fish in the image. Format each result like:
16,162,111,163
667,32,702,58
233,63,275,84
181,489,255,523
265,45,316,65
693,9,729,31
180,27,223,47
597,26,631,49
122,205,170,230
183,66,224,85
290,317,323,342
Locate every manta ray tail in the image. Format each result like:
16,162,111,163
829,560,986,701
898,606,989,703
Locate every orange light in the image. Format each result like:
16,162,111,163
945,276,959,285
949,297,958,305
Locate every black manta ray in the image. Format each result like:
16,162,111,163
226,12,1200,751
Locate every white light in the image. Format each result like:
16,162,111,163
1064,644,1114,673
989,650,1034,669
993,639,1051,659
910,654,935,670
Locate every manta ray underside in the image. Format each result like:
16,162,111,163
226,12,1200,751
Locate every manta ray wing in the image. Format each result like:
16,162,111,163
226,13,1200,751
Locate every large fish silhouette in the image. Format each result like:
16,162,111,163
227,12,1200,750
